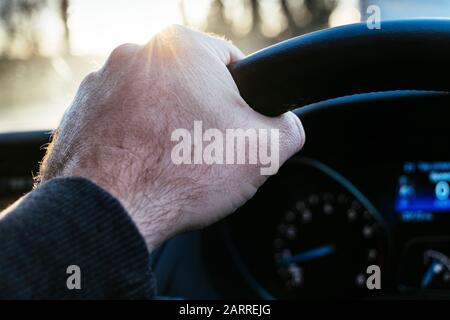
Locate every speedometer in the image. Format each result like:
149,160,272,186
273,191,387,297
223,158,390,299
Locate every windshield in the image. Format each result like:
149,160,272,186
1,0,450,132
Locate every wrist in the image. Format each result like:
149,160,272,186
78,174,183,250
39,143,198,250
77,174,176,250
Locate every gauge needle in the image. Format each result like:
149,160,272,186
279,245,335,266
421,260,440,288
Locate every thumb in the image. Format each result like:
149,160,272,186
274,111,306,166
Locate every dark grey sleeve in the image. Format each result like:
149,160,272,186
0,177,156,299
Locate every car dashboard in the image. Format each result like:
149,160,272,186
1,91,450,299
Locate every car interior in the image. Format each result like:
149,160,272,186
1,1,450,300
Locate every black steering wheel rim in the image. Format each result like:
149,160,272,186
229,19,450,116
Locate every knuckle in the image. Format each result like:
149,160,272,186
145,24,200,62
79,71,98,87
162,24,191,36
106,43,140,65
152,24,194,47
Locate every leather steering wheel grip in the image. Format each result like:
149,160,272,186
228,19,450,116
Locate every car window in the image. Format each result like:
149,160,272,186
1,0,450,133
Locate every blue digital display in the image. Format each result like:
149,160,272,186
396,162,450,219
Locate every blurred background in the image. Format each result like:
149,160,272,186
1,0,450,132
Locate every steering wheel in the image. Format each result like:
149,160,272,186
229,19,450,116
223,19,450,299
155,19,450,299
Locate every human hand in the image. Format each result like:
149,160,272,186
39,25,305,250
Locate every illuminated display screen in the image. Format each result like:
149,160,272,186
396,162,450,220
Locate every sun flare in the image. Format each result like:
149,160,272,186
69,0,209,55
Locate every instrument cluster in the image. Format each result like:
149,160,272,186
224,157,450,298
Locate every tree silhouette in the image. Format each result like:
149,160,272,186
61,0,70,54
0,0,70,57
182,0,337,52
0,0,46,56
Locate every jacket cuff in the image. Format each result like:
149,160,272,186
0,177,155,299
